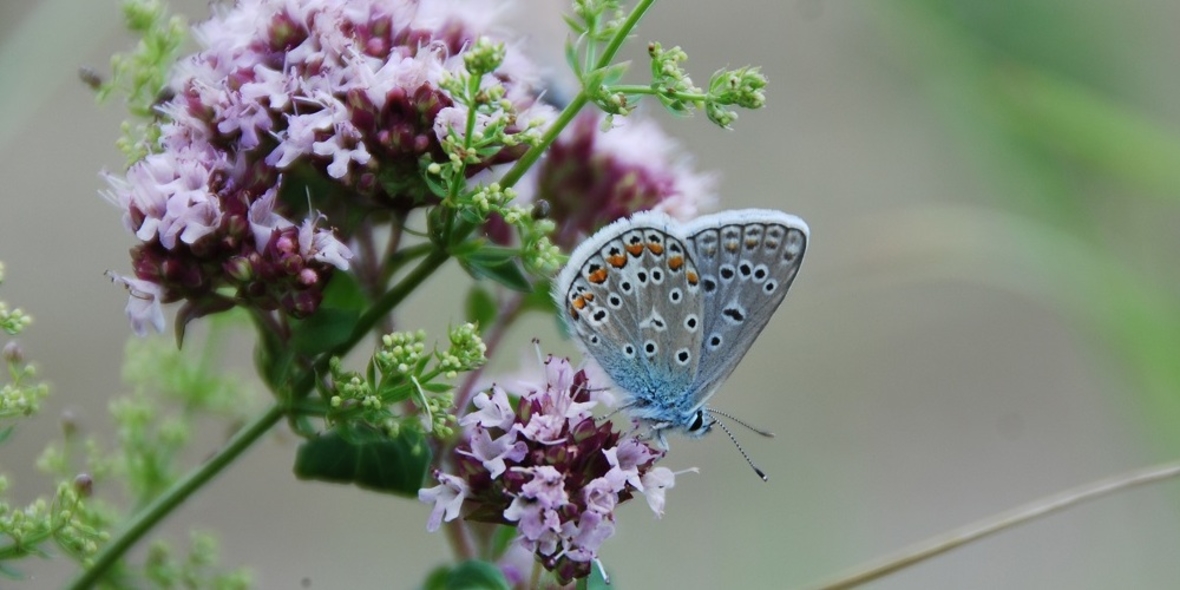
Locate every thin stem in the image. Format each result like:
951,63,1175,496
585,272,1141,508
808,459,1180,590
69,249,452,588
67,402,287,589
497,0,657,190
292,247,451,398
443,519,475,562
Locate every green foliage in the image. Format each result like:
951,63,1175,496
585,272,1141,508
424,560,511,590
323,324,486,439
0,275,248,584
293,427,432,497
142,532,252,589
875,0,1180,449
565,1,768,128
72,0,777,586
95,0,189,163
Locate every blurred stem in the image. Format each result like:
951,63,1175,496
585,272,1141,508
66,402,286,590
498,0,656,189
808,459,1180,590
443,519,475,563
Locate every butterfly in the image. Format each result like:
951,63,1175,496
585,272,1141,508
553,209,808,472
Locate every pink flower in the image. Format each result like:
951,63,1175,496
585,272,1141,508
458,427,526,478
418,471,469,532
460,386,515,431
106,273,166,337
534,111,719,249
421,355,675,584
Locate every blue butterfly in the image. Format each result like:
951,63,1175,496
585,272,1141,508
554,209,808,476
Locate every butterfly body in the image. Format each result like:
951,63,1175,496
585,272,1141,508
554,209,808,442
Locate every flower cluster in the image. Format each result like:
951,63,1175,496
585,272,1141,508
535,111,718,249
420,356,680,584
104,0,551,334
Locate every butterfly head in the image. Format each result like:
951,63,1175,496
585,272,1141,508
684,408,714,438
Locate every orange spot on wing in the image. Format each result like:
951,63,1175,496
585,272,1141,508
686,270,699,285
573,296,587,310
583,293,594,302
647,242,665,255
625,243,645,256
607,254,627,268
668,255,684,271
588,268,608,284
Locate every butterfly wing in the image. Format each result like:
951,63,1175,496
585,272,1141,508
554,211,706,422
683,209,808,411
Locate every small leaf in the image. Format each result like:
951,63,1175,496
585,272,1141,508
465,285,497,329
0,425,14,445
289,308,358,357
320,271,367,311
458,248,532,293
424,560,510,590
520,277,556,314
421,382,453,394
293,428,432,497
488,525,517,561
254,322,295,394
288,273,366,356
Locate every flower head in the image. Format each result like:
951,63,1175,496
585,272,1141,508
421,355,680,584
105,0,550,333
534,111,718,249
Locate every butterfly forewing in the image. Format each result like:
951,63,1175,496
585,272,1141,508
683,210,808,410
556,213,706,408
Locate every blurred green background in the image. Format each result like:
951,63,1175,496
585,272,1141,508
2,0,1180,587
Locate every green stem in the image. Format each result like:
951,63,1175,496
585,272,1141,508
68,249,452,588
497,0,657,190
66,402,286,589
610,83,706,103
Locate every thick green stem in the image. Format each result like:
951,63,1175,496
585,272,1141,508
66,402,286,589
497,0,657,190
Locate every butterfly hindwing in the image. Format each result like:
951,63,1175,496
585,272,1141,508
683,209,808,411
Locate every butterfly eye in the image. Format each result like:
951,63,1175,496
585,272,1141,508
688,410,709,434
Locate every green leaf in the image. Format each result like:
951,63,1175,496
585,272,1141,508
320,271,367,310
457,248,532,293
254,318,295,394
288,273,366,356
424,560,510,590
420,382,453,394
289,308,358,357
0,425,14,445
520,277,556,314
584,62,631,90
488,525,517,561
465,285,497,329
293,428,431,497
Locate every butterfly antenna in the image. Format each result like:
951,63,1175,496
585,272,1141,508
710,409,775,438
711,418,769,482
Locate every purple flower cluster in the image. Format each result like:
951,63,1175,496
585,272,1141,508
536,111,718,249
420,356,679,584
105,0,549,333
